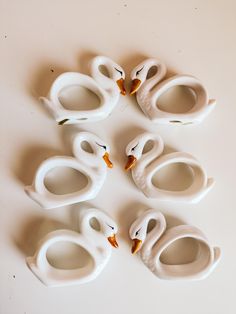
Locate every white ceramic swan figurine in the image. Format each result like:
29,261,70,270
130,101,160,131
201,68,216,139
130,58,216,125
125,132,214,203
26,208,118,287
40,56,126,125
25,132,113,209
130,209,221,280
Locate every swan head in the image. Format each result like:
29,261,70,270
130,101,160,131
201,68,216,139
73,132,113,168
129,214,147,254
125,132,163,171
124,133,147,171
130,60,149,95
100,215,119,248
91,136,113,168
130,58,164,95
111,62,126,96
95,144,112,169
91,56,126,95
80,208,119,248
129,209,165,254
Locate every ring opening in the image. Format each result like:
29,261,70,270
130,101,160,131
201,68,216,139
46,241,93,270
59,85,100,111
156,85,196,114
160,237,200,265
44,167,88,195
152,162,195,191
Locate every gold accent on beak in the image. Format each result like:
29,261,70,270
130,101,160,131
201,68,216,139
131,238,142,254
130,79,141,95
116,78,126,95
107,234,119,248
125,155,137,171
58,118,69,125
103,152,113,168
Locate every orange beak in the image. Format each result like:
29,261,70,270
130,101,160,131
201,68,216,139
103,152,113,168
116,78,126,95
131,238,142,254
125,155,137,171
130,79,141,95
107,234,119,248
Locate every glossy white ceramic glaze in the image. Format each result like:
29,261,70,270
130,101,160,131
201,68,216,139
125,132,214,203
130,209,221,280
25,132,113,209
40,56,126,124
26,208,118,287
130,58,216,125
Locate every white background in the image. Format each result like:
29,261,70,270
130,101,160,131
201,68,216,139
1,0,235,313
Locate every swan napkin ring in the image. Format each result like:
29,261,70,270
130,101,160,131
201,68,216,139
130,209,221,280
125,132,214,203
130,58,216,125
40,56,126,125
26,208,118,287
25,131,113,209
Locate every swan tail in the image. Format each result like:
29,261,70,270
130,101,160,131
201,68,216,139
190,177,215,203
208,99,216,107
191,247,221,280
39,97,59,119
39,96,53,111
206,177,215,191
203,98,216,117
24,184,34,196
213,247,221,266
26,256,51,286
24,185,51,209
26,256,35,268
199,177,215,200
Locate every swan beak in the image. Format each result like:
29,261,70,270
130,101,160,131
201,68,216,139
108,234,119,248
116,78,126,95
130,79,141,95
103,152,113,168
131,238,142,254
125,155,137,171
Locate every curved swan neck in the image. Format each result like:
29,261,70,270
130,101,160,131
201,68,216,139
90,56,118,97
136,133,164,171
140,59,167,94
142,211,167,256
79,209,110,257
73,132,106,171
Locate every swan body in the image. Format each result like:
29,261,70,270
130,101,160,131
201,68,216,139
130,209,221,280
40,56,126,125
125,132,214,203
25,132,113,209
130,58,216,125
26,208,118,287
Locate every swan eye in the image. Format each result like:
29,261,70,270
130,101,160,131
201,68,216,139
107,223,114,230
131,143,139,152
136,66,144,76
135,227,141,237
114,67,123,76
96,142,107,150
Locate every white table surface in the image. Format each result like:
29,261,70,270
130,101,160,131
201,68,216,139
1,1,235,313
